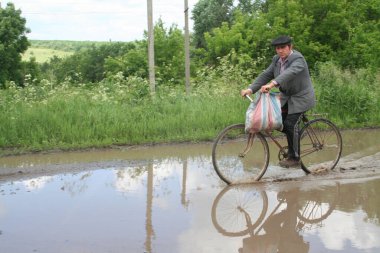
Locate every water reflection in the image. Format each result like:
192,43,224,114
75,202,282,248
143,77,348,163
211,181,380,253
0,156,220,253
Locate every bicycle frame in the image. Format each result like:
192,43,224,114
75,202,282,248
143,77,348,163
260,115,325,159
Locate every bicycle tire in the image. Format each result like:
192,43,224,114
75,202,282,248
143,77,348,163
211,185,268,237
212,124,270,184
299,118,342,174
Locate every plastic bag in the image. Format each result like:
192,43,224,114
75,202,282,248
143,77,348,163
245,92,283,133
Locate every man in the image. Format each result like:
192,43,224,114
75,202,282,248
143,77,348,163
241,35,316,167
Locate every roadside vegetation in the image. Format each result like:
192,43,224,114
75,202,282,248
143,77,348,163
0,1,379,154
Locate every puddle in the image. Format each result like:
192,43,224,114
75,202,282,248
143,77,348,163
212,178,380,253
0,129,380,252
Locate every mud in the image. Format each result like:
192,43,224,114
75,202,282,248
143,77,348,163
0,128,380,182
1,149,380,185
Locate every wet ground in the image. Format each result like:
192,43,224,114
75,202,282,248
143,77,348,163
0,129,380,253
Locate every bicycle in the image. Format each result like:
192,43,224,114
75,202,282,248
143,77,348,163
212,95,343,184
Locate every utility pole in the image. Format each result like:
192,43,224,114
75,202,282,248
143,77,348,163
147,0,155,94
184,0,191,95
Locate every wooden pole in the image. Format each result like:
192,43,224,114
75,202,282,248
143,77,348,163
147,0,155,94
184,0,191,95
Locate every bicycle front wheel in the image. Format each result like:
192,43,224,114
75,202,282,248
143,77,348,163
212,124,269,184
299,118,342,174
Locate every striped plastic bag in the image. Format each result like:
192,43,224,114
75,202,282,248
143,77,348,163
245,92,283,133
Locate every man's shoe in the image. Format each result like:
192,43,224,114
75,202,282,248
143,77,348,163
279,158,301,168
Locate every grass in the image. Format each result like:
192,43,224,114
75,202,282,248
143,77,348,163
0,62,379,155
0,93,247,154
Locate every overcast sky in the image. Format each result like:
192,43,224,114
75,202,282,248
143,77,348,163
3,0,199,41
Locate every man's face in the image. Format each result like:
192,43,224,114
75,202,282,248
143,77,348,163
275,44,292,59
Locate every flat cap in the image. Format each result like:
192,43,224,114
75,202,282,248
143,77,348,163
271,35,292,46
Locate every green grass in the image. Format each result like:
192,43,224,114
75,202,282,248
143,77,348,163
23,47,73,63
0,93,247,154
0,61,379,155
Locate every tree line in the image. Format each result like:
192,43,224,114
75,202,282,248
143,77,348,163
0,0,379,89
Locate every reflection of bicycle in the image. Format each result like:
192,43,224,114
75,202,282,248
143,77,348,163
212,101,343,184
211,185,339,252
211,185,338,237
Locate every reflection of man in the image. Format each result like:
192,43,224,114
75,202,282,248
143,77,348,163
239,190,309,253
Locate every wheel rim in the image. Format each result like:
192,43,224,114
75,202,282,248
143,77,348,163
212,124,269,184
300,119,342,173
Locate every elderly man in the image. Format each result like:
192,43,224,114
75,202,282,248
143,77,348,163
241,36,316,167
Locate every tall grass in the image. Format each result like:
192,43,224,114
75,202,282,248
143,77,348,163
0,62,379,154
0,76,247,153
313,62,380,127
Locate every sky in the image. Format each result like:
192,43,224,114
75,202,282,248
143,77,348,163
2,0,199,42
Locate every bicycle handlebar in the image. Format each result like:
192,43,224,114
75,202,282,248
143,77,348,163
245,94,254,102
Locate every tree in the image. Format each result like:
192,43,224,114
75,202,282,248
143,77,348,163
44,42,134,84
0,3,30,87
192,0,234,48
105,20,185,87
152,20,185,86
199,0,380,71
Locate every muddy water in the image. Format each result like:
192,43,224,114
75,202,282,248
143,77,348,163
0,129,380,253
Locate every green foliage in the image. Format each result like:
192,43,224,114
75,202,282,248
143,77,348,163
0,62,379,153
42,42,134,83
0,76,245,151
152,20,185,86
195,0,380,70
193,50,256,95
104,42,147,79
30,40,112,52
38,20,185,87
0,3,30,87
105,20,185,86
313,62,380,126
192,0,235,48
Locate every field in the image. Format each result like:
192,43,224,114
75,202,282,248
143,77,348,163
23,47,74,63
23,40,107,63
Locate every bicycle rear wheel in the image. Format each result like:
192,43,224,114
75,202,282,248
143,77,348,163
212,124,269,184
299,118,342,174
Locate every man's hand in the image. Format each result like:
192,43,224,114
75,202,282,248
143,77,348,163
240,89,252,97
260,82,275,93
